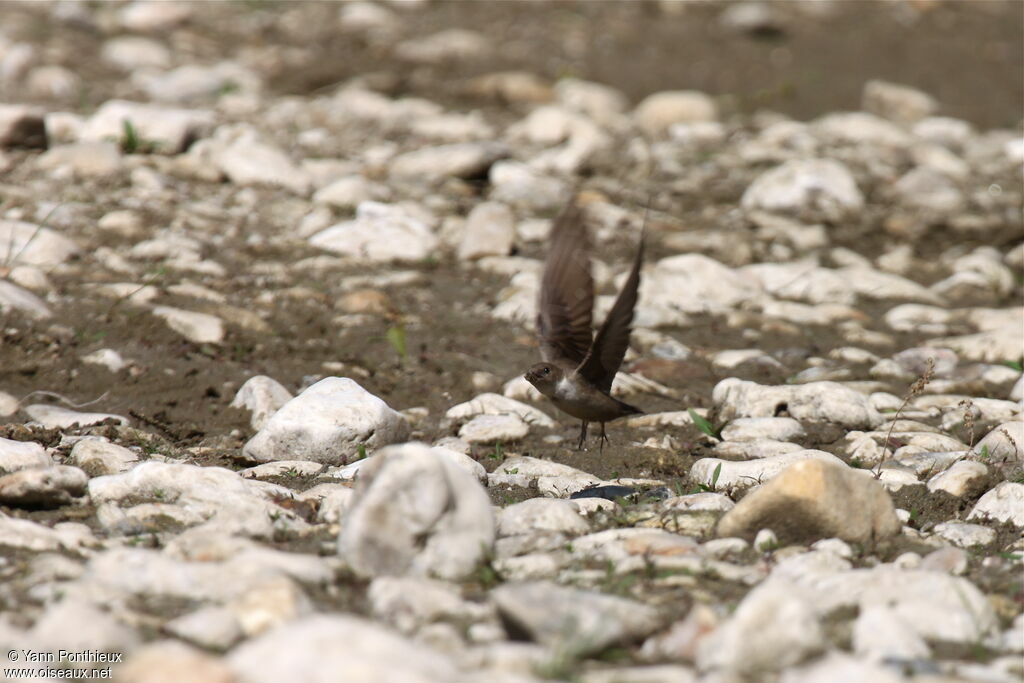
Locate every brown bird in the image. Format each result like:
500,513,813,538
523,200,644,452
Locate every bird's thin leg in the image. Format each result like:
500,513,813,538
577,421,589,450
598,422,609,454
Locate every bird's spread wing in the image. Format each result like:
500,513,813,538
537,201,594,365
577,231,644,393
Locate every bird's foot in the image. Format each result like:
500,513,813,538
598,423,610,455
576,421,589,451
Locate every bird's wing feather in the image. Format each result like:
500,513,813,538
537,201,594,365
577,231,644,393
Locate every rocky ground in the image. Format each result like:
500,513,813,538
0,1,1022,682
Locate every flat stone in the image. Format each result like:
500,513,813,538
337,443,495,580
458,414,529,444
0,219,80,266
862,80,938,124
67,437,139,476
309,201,439,263
975,420,1024,462
720,417,806,442
492,581,662,658
79,100,215,154
23,405,128,429
713,379,882,429
497,498,590,537
242,377,409,465
0,280,52,319
388,142,506,182
741,159,863,221
0,466,87,508
228,615,463,683
36,141,123,177
151,305,225,344
446,393,555,428
634,90,717,136
690,450,846,492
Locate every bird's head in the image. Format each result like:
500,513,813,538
524,362,562,393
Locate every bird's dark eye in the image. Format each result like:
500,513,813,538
542,367,550,375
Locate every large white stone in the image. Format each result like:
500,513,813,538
151,306,225,344
79,100,214,154
446,393,555,428
458,201,515,260
337,443,495,580
741,159,864,221
310,201,439,263
697,579,824,674
492,581,662,658
229,615,464,683
243,377,409,465
690,450,847,492
0,219,79,266
88,461,307,538
213,134,311,195
713,379,882,429
974,420,1024,462
388,142,505,182
497,498,590,537
634,90,717,136
640,254,761,325
23,405,128,429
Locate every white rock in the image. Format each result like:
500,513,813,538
812,111,912,148
458,414,529,444
741,159,863,221
893,167,965,213
119,1,191,31
697,579,824,674
67,437,138,476
779,652,905,683
0,466,87,507
691,450,846,492
0,515,95,552
640,254,760,324
231,375,294,431
634,90,717,136
926,460,988,498
932,521,997,548
913,116,974,149
310,201,439,263
228,615,463,683
720,417,805,442
388,142,505,182
337,443,495,580
151,305,225,344
30,598,140,654
101,36,171,71
395,28,490,64
35,141,122,177
164,606,242,651
89,462,308,539
862,80,937,124
458,202,515,260
489,160,569,211
79,100,214,154
0,438,51,473
23,405,128,429
968,483,1024,527
243,377,409,465
497,498,589,537
368,576,485,635
312,174,389,209
492,581,661,658
714,379,882,429
555,78,628,125
742,262,854,305
0,219,79,266
446,393,554,428
214,135,311,195
975,420,1023,462
714,439,804,460
488,457,601,497
80,348,128,373
777,562,998,644
0,280,52,319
